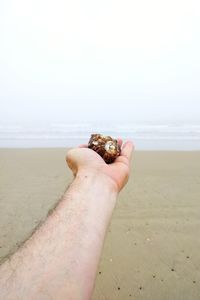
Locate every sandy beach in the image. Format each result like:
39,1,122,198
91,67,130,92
0,149,200,300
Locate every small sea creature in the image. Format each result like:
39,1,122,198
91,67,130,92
88,134,121,164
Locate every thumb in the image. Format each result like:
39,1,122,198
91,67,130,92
121,141,134,162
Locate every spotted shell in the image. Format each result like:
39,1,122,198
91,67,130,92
88,134,121,164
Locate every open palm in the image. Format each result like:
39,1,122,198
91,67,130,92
66,139,134,192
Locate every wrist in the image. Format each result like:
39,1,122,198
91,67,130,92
75,168,118,197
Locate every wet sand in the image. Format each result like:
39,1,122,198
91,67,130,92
0,149,200,299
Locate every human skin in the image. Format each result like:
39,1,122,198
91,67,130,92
0,139,134,300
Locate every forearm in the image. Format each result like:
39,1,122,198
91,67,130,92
0,171,117,300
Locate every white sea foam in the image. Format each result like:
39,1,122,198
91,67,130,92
0,123,200,150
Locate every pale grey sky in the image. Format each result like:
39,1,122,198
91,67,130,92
0,0,200,125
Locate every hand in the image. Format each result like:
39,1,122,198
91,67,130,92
66,139,134,193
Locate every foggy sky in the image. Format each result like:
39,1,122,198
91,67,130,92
0,0,200,125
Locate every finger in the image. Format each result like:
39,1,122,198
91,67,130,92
78,144,88,148
65,149,79,176
121,140,134,162
117,138,123,146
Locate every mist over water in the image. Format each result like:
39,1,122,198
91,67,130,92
0,121,200,150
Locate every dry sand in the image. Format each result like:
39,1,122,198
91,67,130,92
0,149,200,300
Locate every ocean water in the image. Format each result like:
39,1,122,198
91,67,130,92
0,123,200,150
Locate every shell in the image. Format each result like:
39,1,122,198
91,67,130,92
88,134,121,164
